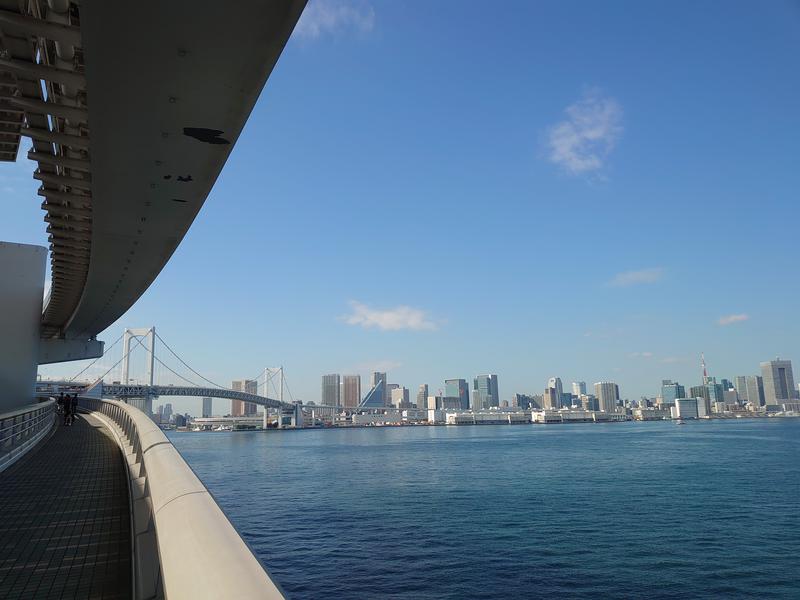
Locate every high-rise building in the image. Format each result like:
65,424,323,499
572,381,587,397
231,379,258,416
341,375,361,408
445,379,470,410
760,359,796,405
392,387,411,408
745,375,765,408
386,383,400,407
360,378,386,408
734,376,748,402
542,387,560,409
513,393,543,409
660,380,686,406
370,372,387,405
594,382,619,412
163,403,173,421
416,384,429,409
547,377,563,400
581,394,599,411
705,380,725,406
202,397,212,418
473,374,499,409
321,374,341,406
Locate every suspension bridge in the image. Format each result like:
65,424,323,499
38,326,324,427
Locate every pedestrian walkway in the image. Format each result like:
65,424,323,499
0,413,131,599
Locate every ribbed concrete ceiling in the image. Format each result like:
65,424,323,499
0,0,306,341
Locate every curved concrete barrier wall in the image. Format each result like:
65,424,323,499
78,398,285,600
0,399,55,473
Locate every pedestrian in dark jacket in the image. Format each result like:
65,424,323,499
69,394,78,425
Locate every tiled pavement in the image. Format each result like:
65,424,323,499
0,413,131,599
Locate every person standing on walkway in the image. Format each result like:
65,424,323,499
57,392,65,415
69,394,78,425
63,394,72,426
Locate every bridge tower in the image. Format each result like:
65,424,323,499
121,327,156,415
121,327,155,386
262,367,284,429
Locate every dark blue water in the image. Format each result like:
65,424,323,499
169,419,800,599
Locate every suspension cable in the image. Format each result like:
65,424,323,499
151,354,204,388
154,331,226,389
68,332,124,382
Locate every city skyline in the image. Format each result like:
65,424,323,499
18,1,800,413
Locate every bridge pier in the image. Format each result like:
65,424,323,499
0,242,46,413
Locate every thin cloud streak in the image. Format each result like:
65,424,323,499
718,313,749,326
353,360,403,373
608,267,664,287
294,0,375,39
342,301,438,331
546,90,623,175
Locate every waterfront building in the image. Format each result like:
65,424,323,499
760,359,797,406
360,378,386,408
391,386,411,408
473,374,499,409
696,395,710,418
633,407,672,421
416,384,429,409
572,381,587,396
445,379,470,410
674,398,699,419
341,375,361,408
660,380,685,406
513,393,540,409
231,379,258,416
594,382,619,412
202,397,212,418
370,372,387,405
321,373,341,407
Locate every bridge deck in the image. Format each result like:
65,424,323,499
0,413,131,599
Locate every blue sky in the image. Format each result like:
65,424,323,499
5,0,799,412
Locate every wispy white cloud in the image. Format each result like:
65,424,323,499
294,0,375,40
608,267,664,287
546,90,623,175
628,351,654,359
718,313,749,326
660,356,688,364
353,359,403,373
341,301,438,331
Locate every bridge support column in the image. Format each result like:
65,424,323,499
0,242,46,413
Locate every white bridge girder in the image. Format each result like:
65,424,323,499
101,383,293,411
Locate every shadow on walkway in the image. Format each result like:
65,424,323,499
0,413,131,599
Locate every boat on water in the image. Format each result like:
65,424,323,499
675,420,686,425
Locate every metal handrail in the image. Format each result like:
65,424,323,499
0,399,56,472
78,397,286,600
